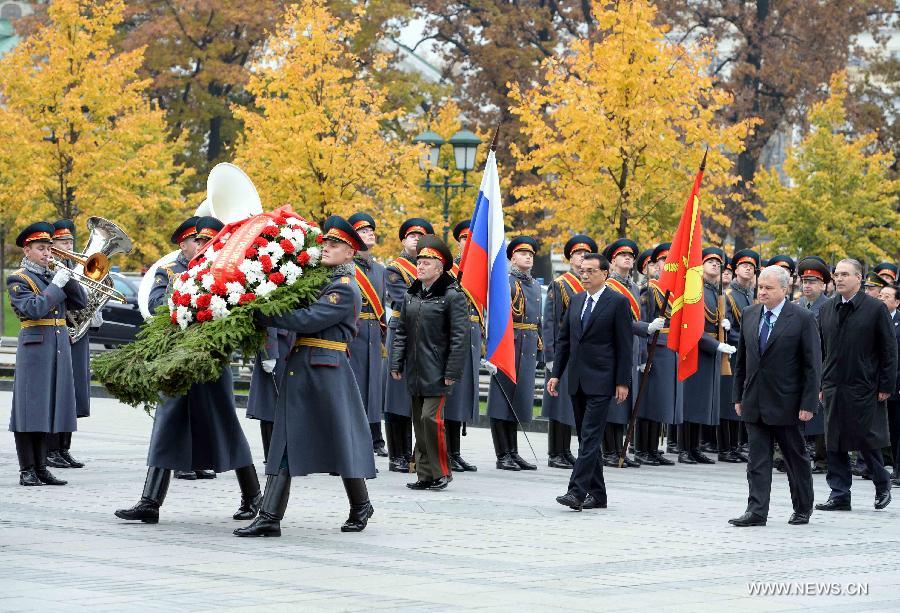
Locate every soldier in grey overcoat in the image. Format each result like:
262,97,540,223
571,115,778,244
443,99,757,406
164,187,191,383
487,236,542,471
444,220,480,473
719,249,759,463
600,238,654,468
43,219,95,469
235,216,377,537
8,221,89,486
634,243,679,466
348,212,388,457
383,218,434,472
115,216,261,525
794,256,831,471
679,248,737,465
541,235,596,469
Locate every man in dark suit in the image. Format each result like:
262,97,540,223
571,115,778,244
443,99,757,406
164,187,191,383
729,265,821,527
816,259,896,512
547,253,633,511
877,285,900,486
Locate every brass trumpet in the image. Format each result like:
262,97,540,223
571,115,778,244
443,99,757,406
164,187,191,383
49,247,127,304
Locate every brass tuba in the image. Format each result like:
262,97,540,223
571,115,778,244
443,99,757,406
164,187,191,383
137,163,263,319
52,217,133,342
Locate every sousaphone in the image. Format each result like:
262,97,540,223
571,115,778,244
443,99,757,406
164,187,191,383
137,163,263,319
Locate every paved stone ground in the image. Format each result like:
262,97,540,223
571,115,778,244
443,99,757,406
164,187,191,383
1,392,899,612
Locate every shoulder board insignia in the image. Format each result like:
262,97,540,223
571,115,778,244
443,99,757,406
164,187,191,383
341,276,350,284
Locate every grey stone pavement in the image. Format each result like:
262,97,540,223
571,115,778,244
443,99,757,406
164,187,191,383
1,392,899,612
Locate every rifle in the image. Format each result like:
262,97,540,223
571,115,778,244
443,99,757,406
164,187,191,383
621,289,671,468
717,253,732,376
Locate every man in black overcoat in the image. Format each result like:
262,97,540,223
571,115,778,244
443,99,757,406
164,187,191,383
816,259,897,512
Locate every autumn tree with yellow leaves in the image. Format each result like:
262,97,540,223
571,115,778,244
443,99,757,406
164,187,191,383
508,0,758,251
0,0,192,268
233,0,426,256
754,72,899,263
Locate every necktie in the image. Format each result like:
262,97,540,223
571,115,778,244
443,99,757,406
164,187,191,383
759,310,772,353
582,296,595,329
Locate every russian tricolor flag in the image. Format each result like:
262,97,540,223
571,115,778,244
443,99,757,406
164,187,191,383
459,150,516,383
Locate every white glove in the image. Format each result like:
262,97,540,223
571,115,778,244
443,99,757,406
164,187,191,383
481,358,498,376
261,359,277,373
648,317,666,334
90,311,104,328
721,319,731,332
51,268,72,288
717,342,737,355
545,361,554,373
637,363,647,373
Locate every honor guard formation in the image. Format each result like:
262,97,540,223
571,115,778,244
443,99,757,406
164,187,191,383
7,213,899,535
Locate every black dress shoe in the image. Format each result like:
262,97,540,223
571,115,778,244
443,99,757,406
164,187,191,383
734,450,749,463
582,494,607,509
341,502,374,532
653,451,674,466
233,492,263,520
428,475,452,490
602,453,619,467
875,490,892,510
548,454,573,469
174,470,197,480
555,492,583,511
812,465,826,474
19,469,43,486
621,455,641,468
452,454,478,472
115,499,160,523
691,450,715,464
677,451,697,464
815,498,851,511
728,511,767,527
564,450,577,465
496,454,521,471
233,513,281,537
373,443,388,458
718,451,742,463
788,512,810,525
511,453,537,470
891,476,900,487
774,458,787,473
406,479,434,490
700,442,718,454
45,451,71,469
35,468,67,485
59,450,84,468
666,443,677,454
195,470,216,479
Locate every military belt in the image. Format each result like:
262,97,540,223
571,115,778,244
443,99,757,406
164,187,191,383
21,318,67,328
294,337,348,352
512,323,538,331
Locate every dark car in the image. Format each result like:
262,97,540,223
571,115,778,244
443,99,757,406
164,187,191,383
92,272,143,347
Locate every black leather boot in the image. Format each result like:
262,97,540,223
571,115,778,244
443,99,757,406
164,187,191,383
508,422,536,470
341,478,374,532
174,470,197,480
58,433,84,468
35,466,67,485
195,470,217,479
19,468,42,486
233,465,262,520
260,420,274,464
45,450,71,469
115,467,171,523
234,468,291,537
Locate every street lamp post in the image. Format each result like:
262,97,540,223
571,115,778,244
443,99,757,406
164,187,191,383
413,128,482,242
